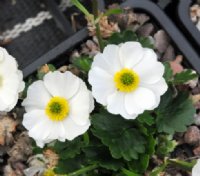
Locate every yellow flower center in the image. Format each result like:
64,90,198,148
45,96,69,121
43,169,55,176
114,68,140,92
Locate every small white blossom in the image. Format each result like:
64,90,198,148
192,159,200,176
22,71,94,147
0,47,25,112
89,42,167,119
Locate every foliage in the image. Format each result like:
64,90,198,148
164,62,198,85
156,135,177,157
72,56,92,72
106,30,154,49
173,69,198,84
156,87,195,134
91,111,146,161
53,137,85,159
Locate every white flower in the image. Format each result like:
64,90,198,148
192,159,200,176
22,71,94,147
89,42,168,119
0,47,25,112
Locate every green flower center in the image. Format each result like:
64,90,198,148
114,68,140,92
45,96,70,121
49,102,62,114
120,73,134,86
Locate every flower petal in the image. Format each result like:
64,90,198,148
92,53,114,75
192,159,200,176
119,42,144,68
23,110,47,130
17,70,25,92
44,71,80,99
141,78,168,96
22,81,51,112
0,47,24,112
107,91,138,119
0,73,20,110
0,50,18,76
63,117,90,140
140,78,168,109
125,87,157,112
0,48,4,62
89,67,115,105
69,80,91,125
133,49,164,84
23,110,54,146
125,93,146,115
89,91,94,113
101,44,122,73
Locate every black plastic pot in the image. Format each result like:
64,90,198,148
0,0,104,78
22,0,105,78
121,0,200,74
1,0,200,77
23,28,88,77
0,0,73,75
177,0,200,49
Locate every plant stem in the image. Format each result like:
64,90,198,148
95,24,104,52
92,0,104,52
64,164,98,176
168,159,194,171
71,0,91,17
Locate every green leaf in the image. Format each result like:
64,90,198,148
54,155,84,174
163,62,173,83
32,141,43,154
91,111,146,161
156,135,177,157
146,135,156,155
107,30,154,48
104,8,123,16
72,56,92,72
22,76,35,98
163,63,197,85
107,30,138,45
173,69,198,84
137,112,155,126
121,168,141,176
138,36,154,49
53,137,84,159
71,0,91,18
156,87,195,134
83,144,124,171
127,154,150,173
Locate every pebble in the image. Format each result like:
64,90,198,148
194,114,200,126
193,145,200,156
184,126,200,145
154,30,170,53
162,45,175,61
137,23,154,37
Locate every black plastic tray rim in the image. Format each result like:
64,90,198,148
23,0,200,78
178,0,200,47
